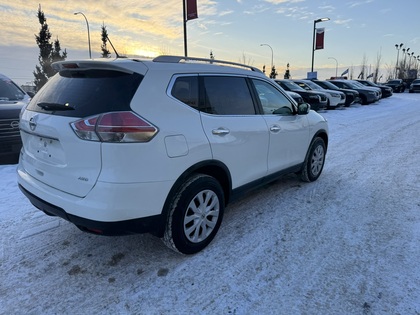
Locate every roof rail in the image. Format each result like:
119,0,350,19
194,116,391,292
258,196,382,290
153,55,263,73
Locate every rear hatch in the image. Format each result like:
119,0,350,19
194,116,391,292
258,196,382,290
19,60,144,197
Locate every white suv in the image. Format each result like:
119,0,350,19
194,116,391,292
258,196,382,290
17,56,328,254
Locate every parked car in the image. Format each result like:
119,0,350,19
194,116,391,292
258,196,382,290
353,80,382,99
292,79,345,109
328,79,379,105
312,79,360,107
275,79,328,111
385,79,405,93
409,79,420,93
17,55,329,254
286,91,304,104
0,73,31,164
356,80,392,98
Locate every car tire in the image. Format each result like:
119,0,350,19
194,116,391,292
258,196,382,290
360,95,368,105
163,174,225,254
300,137,326,182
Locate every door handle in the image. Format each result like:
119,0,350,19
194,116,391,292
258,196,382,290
212,128,230,135
270,125,281,132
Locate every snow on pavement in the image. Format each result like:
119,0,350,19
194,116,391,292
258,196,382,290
0,93,419,314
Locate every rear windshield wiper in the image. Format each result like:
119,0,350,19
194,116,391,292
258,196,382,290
37,102,75,111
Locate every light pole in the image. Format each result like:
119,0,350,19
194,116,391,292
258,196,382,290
409,52,415,69
74,12,91,59
260,44,274,70
395,43,403,78
311,17,329,73
328,57,338,77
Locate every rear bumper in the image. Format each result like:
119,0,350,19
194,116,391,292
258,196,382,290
17,164,174,236
19,184,165,237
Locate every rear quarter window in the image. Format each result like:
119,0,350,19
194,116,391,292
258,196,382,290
27,70,143,117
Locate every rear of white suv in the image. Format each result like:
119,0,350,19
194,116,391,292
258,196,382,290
18,56,328,254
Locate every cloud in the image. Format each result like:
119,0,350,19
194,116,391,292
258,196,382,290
348,0,374,8
0,0,221,57
219,10,234,17
319,5,335,12
334,19,353,25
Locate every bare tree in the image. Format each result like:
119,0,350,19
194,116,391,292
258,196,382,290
239,52,254,66
358,54,368,79
373,49,382,83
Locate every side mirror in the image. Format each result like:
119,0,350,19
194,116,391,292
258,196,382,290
297,103,310,115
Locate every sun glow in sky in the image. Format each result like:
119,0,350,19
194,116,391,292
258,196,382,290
1,0,419,86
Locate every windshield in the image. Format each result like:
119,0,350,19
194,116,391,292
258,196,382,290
277,80,305,91
351,81,368,88
0,77,26,101
303,80,322,90
316,81,338,90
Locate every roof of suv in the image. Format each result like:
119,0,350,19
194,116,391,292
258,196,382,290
52,55,264,77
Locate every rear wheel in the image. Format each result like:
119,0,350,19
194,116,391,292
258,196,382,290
301,137,326,182
360,95,368,105
163,174,225,254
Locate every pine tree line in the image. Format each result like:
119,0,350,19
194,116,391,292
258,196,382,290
33,6,112,91
33,5,67,92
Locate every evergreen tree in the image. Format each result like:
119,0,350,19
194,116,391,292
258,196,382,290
33,5,66,91
101,23,111,58
269,66,277,79
284,63,291,79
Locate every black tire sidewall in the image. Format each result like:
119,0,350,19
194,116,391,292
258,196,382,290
302,137,326,182
166,174,225,255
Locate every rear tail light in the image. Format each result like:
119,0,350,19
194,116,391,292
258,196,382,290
71,111,158,143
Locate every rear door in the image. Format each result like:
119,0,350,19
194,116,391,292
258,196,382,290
198,75,269,189
19,62,144,197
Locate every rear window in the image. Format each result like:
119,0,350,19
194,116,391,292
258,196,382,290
27,70,143,117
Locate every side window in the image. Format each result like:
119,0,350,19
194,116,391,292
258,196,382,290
252,79,294,115
202,76,255,115
171,76,199,109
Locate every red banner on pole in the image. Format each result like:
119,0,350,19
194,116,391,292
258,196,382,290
315,28,325,50
186,0,198,21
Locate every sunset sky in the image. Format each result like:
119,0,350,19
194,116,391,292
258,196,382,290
1,0,419,86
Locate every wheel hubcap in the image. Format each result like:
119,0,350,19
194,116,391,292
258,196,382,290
310,145,325,176
183,190,220,243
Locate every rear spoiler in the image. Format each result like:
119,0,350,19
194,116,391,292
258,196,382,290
52,60,134,74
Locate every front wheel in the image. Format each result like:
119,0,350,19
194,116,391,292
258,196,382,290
163,174,225,254
301,137,326,182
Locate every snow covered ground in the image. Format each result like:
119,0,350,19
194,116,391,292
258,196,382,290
1,93,419,314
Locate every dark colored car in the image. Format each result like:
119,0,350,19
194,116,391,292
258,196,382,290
328,79,378,105
385,79,405,93
312,79,360,106
275,79,328,111
286,91,304,104
409,79,420,93
0,73,30,164
356,80,393,98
